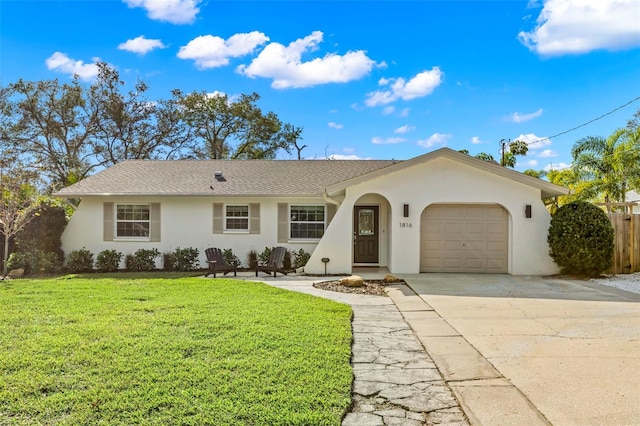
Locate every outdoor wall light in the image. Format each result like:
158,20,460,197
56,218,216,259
525,204,532,218
403,204,409,218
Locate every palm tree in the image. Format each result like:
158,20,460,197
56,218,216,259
571,128,640,213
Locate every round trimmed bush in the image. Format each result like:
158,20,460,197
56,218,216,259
547,201,614,277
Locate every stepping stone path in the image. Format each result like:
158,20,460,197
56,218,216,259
343,303,468,426
254,277,469,426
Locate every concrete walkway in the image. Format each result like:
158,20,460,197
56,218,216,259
253,274,468,426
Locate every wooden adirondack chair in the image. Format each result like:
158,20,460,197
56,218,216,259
255,246,288,277
205,248,238,278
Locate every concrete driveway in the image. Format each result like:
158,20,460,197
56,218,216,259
398,274,640,426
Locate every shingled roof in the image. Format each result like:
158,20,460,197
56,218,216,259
54,159,398,197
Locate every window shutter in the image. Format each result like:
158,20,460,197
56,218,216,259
213,203,223,234
149,203,161,242
326,204,337,225
277,203,288,243
103,202,114,241
249,203,260,234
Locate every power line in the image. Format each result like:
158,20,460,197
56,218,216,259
522,95,640,147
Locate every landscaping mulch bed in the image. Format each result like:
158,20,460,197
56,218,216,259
313,279,405,297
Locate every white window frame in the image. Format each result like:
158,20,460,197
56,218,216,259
289,204,326,241
115,204,151,241
224,204,250,233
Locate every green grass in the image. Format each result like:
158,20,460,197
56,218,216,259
0,275,353,425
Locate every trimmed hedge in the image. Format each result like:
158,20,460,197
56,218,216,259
547,201,614,277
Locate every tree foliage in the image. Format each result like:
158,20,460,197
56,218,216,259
459,140,528,168
9,77,98,190
3,66,303,194
175,91,294,159
501,139,528,168
89,63,191,166
570,128,640,212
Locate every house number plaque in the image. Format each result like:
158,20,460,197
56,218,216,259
399,222,413,228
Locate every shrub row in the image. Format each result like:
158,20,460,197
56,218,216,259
7,246,313,276
64,247,194,273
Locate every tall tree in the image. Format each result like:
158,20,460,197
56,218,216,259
0,157,39,276
501,139,528,168
176,91,293,159
281,124,306,159
89,64,191,166
9,77,98,190
571,128,640,213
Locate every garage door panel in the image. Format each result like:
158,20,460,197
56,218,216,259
487,259,507,271
487,241,506,252
487,223,506,234
466,223,483,234
444,222,464,233
465,259,485,269
487,207,508,219
444,240,463,250
421,204,508,273
444,258,463,269
465,240,483,251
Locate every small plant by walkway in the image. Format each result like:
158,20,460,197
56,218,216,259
0,275,353,425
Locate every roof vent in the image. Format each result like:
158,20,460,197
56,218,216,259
214,171,226,182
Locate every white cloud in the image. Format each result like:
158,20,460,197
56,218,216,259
508,108,543,123
518,0,640,55
327,154,371,160
539,149,557,158
371,136,406,145
365,67,443,107
382,106,395,115
394,125,415,134
343,147,355,153
544,162,571,171
525,160,539,167
178,32,269,69
45,52,100,81
417,133,451,148
328,122,343,129
399,107,410,117
514,133,551,150
118,36,166,55
238,31,377,89
123,0,201,24
471,136,483,144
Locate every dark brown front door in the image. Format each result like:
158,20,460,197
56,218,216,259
354,206,379,263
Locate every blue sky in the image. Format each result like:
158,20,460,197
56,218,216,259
2,0,639,170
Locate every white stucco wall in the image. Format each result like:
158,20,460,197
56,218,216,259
62,156,560,275
305,157,559,276
61,196,324,269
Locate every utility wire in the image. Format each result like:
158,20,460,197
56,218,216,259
522,95,640,147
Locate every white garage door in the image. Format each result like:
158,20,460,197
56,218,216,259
420,204,508,273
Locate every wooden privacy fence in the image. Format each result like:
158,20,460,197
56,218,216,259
608,214,640,274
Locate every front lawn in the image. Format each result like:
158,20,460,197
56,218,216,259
0,275,353,425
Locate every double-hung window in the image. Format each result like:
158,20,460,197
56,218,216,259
225,205,249,232
290,205,325,239
116,204,150,238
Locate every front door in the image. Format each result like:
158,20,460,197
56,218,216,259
354,206,379,263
